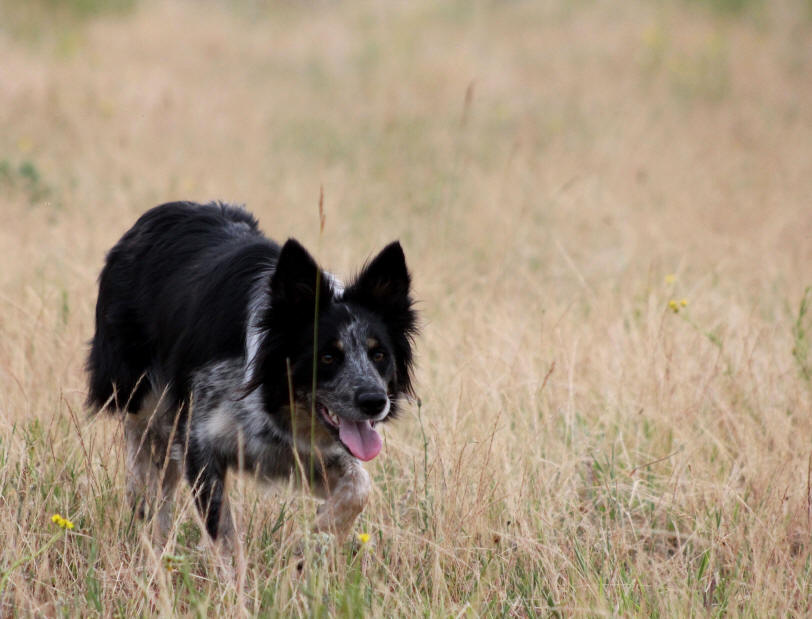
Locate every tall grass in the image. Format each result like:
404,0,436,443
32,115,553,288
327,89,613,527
0,0,810,614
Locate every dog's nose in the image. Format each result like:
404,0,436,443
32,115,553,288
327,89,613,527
356,390,388,416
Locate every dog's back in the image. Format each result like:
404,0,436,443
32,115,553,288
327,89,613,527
86,201,279,414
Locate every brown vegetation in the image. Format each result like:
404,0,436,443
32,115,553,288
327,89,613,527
0,0,811,614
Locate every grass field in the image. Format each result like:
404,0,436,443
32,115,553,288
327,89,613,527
1,0,811,615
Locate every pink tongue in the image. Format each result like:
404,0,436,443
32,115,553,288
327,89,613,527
338,418,382,461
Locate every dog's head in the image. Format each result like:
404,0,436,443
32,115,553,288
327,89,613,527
251,239,417,461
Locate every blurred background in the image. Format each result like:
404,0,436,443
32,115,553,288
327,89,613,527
1,0,811,614
2,0,810,280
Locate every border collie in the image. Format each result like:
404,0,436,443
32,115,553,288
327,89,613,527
86,201,417,546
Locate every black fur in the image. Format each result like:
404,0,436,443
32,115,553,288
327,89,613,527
86,201,417,540
87,201,275,413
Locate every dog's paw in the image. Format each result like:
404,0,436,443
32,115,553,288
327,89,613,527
292,530,334,573
295,530,334,556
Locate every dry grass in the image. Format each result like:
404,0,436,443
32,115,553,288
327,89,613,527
1,0,811,615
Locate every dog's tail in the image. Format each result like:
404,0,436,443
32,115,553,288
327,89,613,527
86,265,152,415
86,322,151,415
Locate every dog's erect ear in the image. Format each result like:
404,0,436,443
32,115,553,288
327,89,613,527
346,241,417,397
345,241,415,333
348,241,411,308
270,239,331,312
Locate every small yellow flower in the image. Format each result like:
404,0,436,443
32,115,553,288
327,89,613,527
162,554,183,572
665,274,676,285
668,300,680,313
680,298,688,307
357,532,370,545
51,513,74,530
17,137,33,154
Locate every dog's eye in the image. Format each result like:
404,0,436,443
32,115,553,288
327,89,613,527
320,353,335,365
371,350,386,363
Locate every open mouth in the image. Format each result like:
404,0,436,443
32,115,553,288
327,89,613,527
316,403,382,462
317,403,341,429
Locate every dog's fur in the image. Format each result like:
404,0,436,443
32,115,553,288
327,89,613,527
86,201,417,544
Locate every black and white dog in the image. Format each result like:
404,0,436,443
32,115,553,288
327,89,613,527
86,201,417,545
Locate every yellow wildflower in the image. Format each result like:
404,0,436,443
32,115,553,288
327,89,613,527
357,532,370,545
162,554,183,572
17,137,33,154
680,298,688,307
668,300,680,313
51,513,74,530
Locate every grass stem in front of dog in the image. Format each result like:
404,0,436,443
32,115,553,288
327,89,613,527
310,267,321,488
310,185,326,489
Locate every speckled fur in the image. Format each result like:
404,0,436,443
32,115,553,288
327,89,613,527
87,202,417,547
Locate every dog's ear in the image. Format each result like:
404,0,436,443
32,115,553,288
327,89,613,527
270,239,331,313
346,242,418,397
347,241,411,309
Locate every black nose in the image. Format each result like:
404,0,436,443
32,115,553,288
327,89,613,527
356,390,388,416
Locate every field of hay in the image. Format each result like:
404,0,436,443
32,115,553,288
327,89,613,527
1,0,811,615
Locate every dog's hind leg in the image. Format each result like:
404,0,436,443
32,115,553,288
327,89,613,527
153,455,181,544
125,393,180,545
312,459,371,541
124,408,158,521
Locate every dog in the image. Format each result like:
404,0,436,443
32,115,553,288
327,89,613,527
86,201,417,547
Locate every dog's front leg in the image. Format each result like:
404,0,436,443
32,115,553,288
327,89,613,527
312,459,370,541
186,451,235,545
